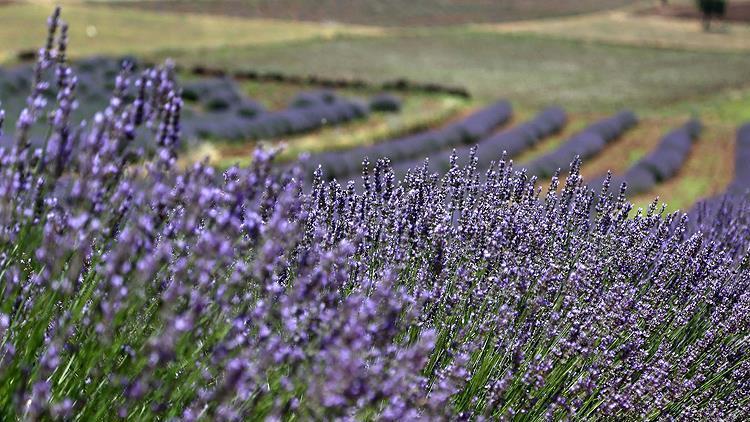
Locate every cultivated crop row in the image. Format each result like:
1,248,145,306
389,106,567,178
727,123,750,195
311,100,512,179
521,111,638,178
192,65,472,99
593,119,702,196
181,86,373,142
0,58,387,146
692,122,749,202
689,122,750,254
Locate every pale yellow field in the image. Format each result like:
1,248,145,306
474,8,750,52
0,2,384,63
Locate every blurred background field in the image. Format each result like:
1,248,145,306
1,0,749,212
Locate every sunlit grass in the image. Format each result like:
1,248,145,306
0,3,385,64
179,94,466,169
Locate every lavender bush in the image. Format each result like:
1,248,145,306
0,8,748,420
312,100,512,180
728,123,750,195
390,106,566,179
181,86,370,142
1,58,373,148
522,111,638,179
592,119,702,196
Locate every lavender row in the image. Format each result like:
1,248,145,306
191,64,472,99
181,76,266,116
690,122,750,228
311,100,512,180
181,88,370,142
521,110,638,178
594,119,702,196
389,106,566,178
726,123,750,195
0,59,378,145
368,93,402,112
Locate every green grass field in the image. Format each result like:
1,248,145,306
0,2,382,63
1,0,749,211
158,30,750,113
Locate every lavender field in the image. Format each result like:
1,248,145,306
0,5,749,420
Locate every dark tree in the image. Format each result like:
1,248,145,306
696,0,727,30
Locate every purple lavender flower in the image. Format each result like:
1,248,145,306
0,6,748,422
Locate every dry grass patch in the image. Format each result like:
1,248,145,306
474,9,750,52
0,3,384,63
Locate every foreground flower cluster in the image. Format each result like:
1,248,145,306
0,8,749,420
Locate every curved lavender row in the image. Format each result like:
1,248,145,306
727,122,750,195
0,61,371,144
181,76,266,117
182,89,369,142
688,193,750,259
594,119,702,196
689,122,750,226
389,106,566,178
369,93,402,112
522,110,638,178
311,100,512,180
